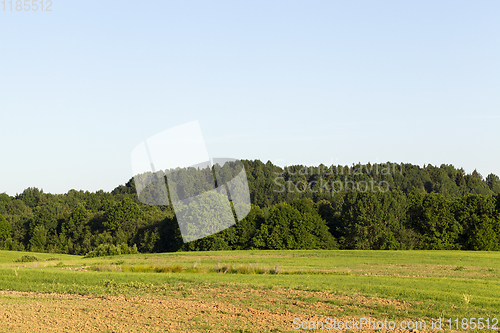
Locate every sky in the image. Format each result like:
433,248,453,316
1,0,499,196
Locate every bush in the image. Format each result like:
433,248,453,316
84,243,138,258
13,255,41,262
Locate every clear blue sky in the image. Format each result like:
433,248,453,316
1,1,499,195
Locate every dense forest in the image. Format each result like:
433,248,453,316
0,160,500,255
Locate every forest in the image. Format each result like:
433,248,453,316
0,160,499,255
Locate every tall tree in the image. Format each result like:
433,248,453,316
412,193,462,250
486,174,500,194
0,214,12,240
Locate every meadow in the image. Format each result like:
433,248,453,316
0,250,499,332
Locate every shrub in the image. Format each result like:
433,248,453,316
13,255,41,262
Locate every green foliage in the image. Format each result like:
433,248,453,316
339,191,410,250
412,193,462,250
453,194,497,249
1,160,499,253
486,173,500,194
252,202,337,250
84,243,138,258
62,205,87,237
104,197,143,231
0,214,12,240
17,187,42,208
470,216,500,251
139,227,160,253
29,225,48,252
232,204,264,250
174,190,235,244
466,170,494,196
12,254,41,262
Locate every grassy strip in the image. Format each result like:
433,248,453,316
89,262,352,275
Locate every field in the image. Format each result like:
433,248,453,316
1,250,500,332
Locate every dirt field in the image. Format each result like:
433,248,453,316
0,287,418,332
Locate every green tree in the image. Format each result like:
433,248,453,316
30,204,58,233
453,194,497,249
411,193,461,249
252,202,336,250
104,197,143,231
232,204,264,249
174,190,235,244
291,198,338,249
470,215,500,251
252,203,303,250
0,193,10,216
466,170,493,196
486,174,500,194
18,187,42,208
139,227,160,252
339,191,406,250
61,205,89,253
0,214,12,240
29,225,47,251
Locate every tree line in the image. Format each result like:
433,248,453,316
0,160,499,254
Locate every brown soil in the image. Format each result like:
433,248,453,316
0,288,423,332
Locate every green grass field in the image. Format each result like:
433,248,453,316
1,250,500,331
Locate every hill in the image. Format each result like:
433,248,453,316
0,160,499,254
